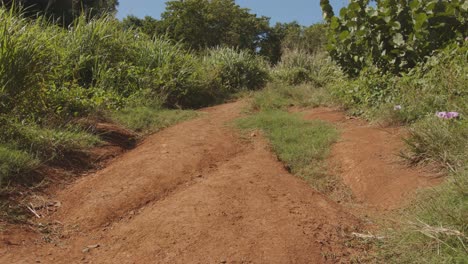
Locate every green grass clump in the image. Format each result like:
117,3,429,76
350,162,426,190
111,107,198,134
236,111,339,192
403,116,468,170
0,145,39,186
0,121,100,161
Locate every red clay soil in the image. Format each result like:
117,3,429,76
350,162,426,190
1,102,366,264
302,107,441,211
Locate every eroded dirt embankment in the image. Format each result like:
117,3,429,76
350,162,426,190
1,102,368,264
302,107,441,211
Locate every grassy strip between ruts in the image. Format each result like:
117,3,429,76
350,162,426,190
236,110,339,193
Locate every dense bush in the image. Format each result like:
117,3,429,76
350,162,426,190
187,47,269,106
1,9,270,118
203,47,269,92
272,50,342,86
321,0,467,76
330,43,467,121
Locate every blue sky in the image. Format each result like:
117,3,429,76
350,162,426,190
117,0,349,26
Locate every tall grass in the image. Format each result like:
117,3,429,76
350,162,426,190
0,9,57,117
200,47,269,102
272,50,342,86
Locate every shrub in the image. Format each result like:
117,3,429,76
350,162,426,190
330,43,467,121
272,50,342,86
322,0,467,76
403,116,467,171
202,47,269,93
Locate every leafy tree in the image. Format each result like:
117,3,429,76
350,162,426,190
259,22,327,64
121,15,162,37
1,0,119,24
159,0,270,52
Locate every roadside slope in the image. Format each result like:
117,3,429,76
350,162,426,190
303,107,441,210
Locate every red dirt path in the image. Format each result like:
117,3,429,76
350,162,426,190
0,102,440,263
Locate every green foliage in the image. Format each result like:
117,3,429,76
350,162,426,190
330,43,467,121
0,9,56,117
0,7,272,190
251,82,331,112
323,0,467,76
111,107,198,134
282,23,327,55
382,166,468,263
1,7,271,120
1,0,119,25
159,0,269,52
272,50,343,86
404,116,467,171
320,0,335,21
202,47,269,93
0,145,38,186
121,15,161,37
259,22,327,64
236,111,338,192
0,119,100,161
324,28,467,263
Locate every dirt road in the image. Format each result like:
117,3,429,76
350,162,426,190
1,102,438,263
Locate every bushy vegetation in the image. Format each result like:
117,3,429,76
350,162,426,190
272,50,342,86
321,0,467,76
202,47,269,93
329,43,467,122
1,0,119,25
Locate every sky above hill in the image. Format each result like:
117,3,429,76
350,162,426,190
117,0,349,26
